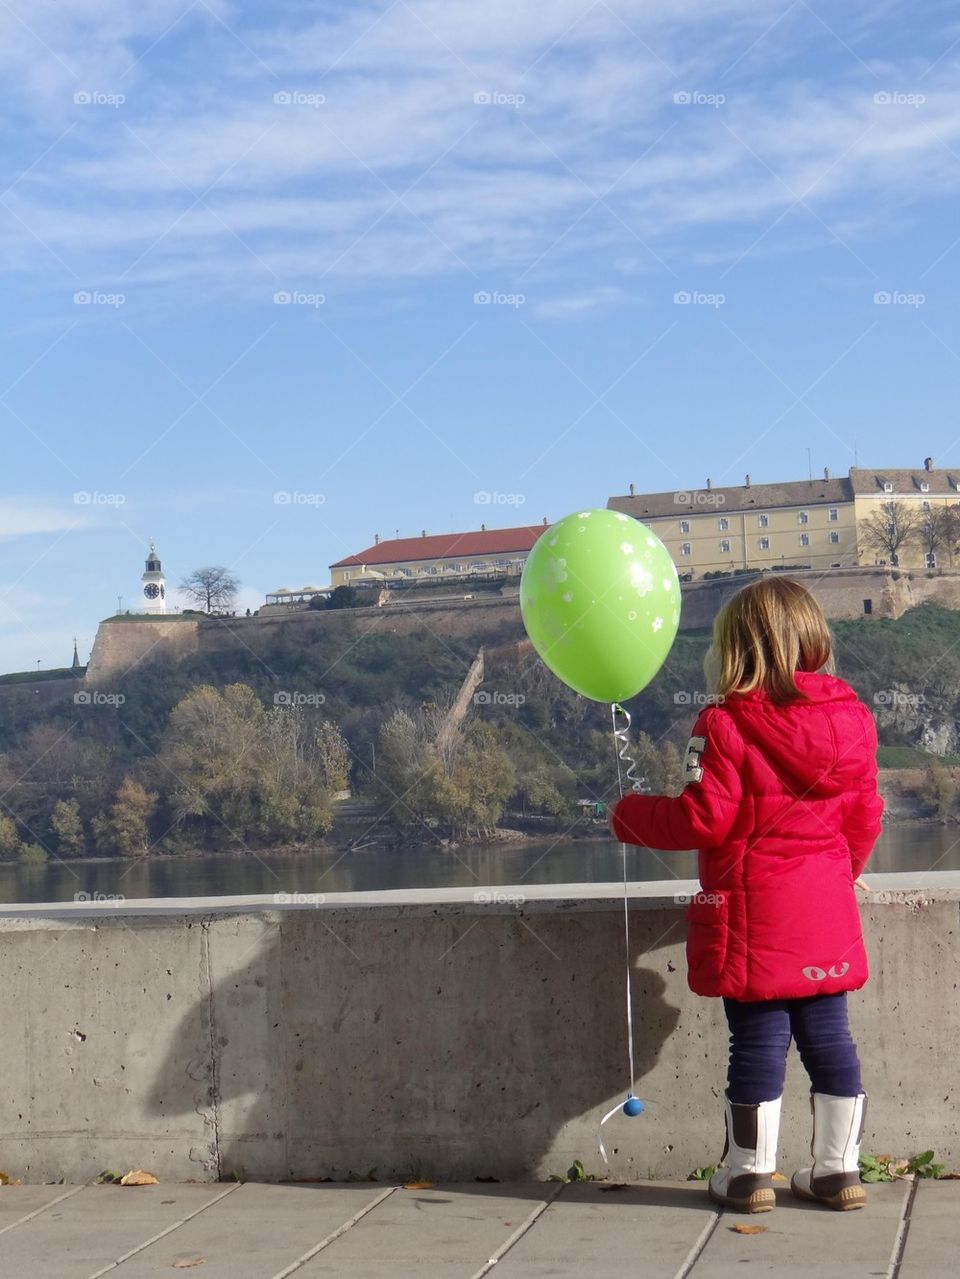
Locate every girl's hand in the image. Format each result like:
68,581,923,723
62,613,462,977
853,876,869,892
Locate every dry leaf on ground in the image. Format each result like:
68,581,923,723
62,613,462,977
119,1169,159,1186
173,1258,205,1269
403,1180,437,1190
731,1223,768,1235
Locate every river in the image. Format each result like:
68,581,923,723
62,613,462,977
0,824,957,905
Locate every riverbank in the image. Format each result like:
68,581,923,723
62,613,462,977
0,795,952,870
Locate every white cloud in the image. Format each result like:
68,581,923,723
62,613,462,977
1,0,959,304
531,285,629,319
0,497,90,538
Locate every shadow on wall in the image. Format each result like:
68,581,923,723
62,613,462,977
144,907,684,1183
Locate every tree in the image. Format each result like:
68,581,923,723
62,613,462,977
661,741,684,794
448,722,516,835
859,502,921,567
0,812,23,859
152,683,336,846
920,760,958,818
511,760,576,818
372,707,515,837
316,720,351,792
916,505,956,569
372,708,436,823
91,777,157,856
179,566,240,614
51,798,86,856
326,585,358,610
929,502,960,568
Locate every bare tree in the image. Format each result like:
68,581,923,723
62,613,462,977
935,502,960,567
916,504,956,569
180,566,240,613
858,502,921,567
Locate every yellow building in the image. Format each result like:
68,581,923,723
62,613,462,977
608,459,960,577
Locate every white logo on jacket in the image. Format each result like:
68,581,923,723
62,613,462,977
802,962,850,981
683,734,706,783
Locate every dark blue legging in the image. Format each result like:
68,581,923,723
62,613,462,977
723,992,862,1103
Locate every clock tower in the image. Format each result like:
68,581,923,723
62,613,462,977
141,539,167,614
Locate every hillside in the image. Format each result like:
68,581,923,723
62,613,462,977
1,601,959,860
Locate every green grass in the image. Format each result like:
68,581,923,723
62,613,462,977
100,613,199,623
877,745,960,768
0,667,83,686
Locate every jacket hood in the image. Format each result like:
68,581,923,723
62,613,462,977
718,671,869,796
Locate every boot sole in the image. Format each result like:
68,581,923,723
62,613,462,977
791,1177,866,1211
709,1184,776,1213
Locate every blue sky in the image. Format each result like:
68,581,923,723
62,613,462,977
3,0,960,672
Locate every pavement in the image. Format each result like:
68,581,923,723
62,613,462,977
0,1176,953,1278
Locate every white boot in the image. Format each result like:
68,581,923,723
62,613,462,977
791,1092,867,1211
709,1096,781,1213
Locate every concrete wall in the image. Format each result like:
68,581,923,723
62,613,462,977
1,874,957,1185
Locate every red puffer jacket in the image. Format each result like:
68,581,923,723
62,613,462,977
609,672,884,1001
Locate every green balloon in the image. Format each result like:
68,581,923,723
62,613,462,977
520,509,681,703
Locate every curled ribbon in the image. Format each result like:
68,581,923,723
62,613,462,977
611,702,651,795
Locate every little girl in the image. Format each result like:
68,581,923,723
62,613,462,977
609,576,883,1214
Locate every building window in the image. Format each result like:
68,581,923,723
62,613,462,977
927,552,937,568
720,538,731,553
921,482,930,492
719,517,729,531
798,511,809,525
829,531,840,544
758,513,769,528
680,542,691,556
759,536,770,550
679,519,690,534
922,501,931,511
883,481,894,493
799,533,810,547
828,508,838,521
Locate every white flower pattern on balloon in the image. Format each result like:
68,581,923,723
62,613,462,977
629,562,655,596
652,616,663,631
620,541,634,555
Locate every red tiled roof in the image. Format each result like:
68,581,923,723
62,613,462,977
330,524,550,569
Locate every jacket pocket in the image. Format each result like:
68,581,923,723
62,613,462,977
685,890,730,992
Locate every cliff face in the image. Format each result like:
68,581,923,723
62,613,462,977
872,695,960,758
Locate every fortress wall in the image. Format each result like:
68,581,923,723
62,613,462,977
76,571,960,685
83,619,201,685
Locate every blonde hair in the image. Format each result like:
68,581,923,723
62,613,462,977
706,577,834,704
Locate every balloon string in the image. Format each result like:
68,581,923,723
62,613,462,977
600,702,651,1164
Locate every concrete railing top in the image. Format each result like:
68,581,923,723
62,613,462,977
1,870,959,919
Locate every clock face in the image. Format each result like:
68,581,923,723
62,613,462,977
144,583,160,599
